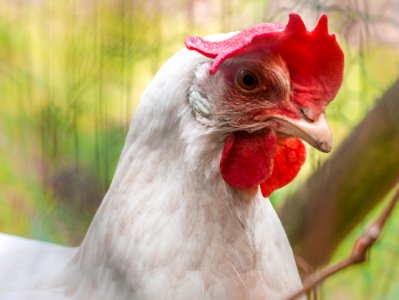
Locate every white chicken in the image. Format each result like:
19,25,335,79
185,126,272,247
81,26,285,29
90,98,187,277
0,13,343,300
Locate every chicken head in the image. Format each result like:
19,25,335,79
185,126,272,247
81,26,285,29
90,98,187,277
185,13,344,197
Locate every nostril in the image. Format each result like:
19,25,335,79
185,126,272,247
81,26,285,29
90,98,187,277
300,107,315,122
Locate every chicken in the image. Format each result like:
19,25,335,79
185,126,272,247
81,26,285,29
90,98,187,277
0,13,343,300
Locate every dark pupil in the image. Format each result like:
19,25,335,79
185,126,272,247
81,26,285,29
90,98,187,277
242,74,256,88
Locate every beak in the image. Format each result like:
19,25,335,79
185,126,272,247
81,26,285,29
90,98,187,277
272,113,333,153
257,114,332,153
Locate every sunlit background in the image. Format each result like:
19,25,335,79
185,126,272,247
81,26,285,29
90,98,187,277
0,0,398,299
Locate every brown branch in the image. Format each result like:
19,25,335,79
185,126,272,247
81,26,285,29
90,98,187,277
294,255,318,300
286,183,399,300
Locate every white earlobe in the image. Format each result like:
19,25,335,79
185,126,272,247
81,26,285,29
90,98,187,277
188,86,211,117
188,85,217,127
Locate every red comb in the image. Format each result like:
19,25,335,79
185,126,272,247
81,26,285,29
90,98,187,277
185,13,344,113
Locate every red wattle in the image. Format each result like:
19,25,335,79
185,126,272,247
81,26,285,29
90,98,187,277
260,138,306,197
220,130,277,189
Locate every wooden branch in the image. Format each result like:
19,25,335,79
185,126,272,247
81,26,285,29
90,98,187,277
287,183,399,300
294,255,318,300
279,79,399,267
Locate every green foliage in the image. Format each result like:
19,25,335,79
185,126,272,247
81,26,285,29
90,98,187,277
0,0,169,242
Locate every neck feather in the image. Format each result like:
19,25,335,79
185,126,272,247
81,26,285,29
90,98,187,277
68,47,302,299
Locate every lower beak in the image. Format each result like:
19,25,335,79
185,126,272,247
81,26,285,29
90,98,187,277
271,113,333,153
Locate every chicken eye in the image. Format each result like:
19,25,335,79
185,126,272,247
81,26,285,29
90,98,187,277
235,69,260,92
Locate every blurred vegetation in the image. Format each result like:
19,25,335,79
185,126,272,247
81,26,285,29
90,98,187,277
0,0,398,299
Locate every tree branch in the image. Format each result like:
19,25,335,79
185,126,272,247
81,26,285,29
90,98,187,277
287,183,399,300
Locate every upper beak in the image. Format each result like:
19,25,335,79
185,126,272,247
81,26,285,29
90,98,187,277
272,113,333,153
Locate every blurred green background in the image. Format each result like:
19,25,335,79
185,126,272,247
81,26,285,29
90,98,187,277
0,0,398,299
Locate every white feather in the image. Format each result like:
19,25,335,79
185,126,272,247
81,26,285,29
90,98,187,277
0,34,304,300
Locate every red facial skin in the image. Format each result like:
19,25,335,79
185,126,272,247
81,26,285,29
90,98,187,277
216,53,306,197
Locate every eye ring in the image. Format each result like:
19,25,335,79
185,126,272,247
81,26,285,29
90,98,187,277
235,69,261,93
